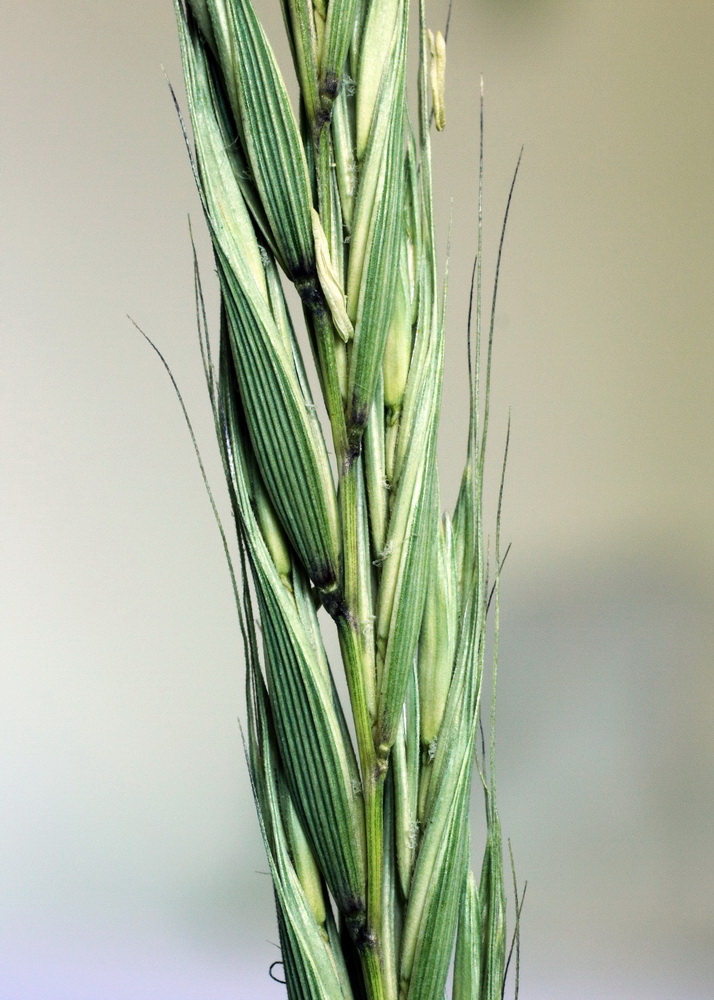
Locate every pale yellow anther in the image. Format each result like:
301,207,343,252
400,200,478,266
428,30,446,132
311,208,354,343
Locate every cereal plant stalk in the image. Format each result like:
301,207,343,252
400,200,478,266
168,1,522,998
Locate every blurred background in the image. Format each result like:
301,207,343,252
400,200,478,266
2,1,712,997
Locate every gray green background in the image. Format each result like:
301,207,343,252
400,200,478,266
2,1,712,997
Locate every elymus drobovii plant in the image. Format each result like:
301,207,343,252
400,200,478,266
172,1,521,998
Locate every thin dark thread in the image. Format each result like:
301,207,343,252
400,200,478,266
479,150,523,475
269,961,286,985
444,0,455,42
129,318,241,620
503,839,527,999
466,251,478,423
486,542,512,616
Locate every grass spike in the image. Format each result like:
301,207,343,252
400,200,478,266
161,4,526,999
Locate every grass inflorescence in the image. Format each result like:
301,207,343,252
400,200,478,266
168,1,522,998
